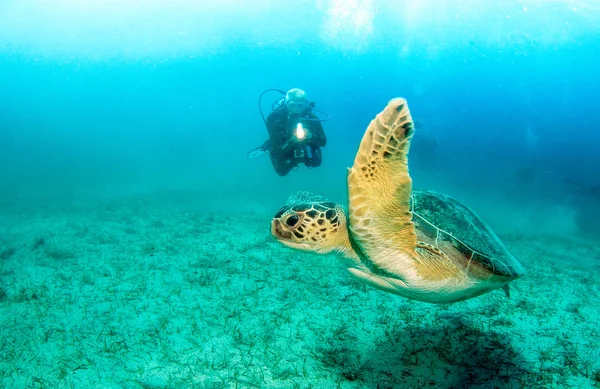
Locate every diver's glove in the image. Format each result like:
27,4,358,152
294,123,312,142
298,130,313,141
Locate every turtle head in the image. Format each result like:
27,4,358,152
271,202,351,255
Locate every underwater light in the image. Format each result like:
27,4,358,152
295,123,306,140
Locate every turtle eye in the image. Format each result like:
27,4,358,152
285,214,300,227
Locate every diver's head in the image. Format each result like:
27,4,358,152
285,88,308,115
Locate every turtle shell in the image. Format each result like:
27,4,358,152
286,191,329,206
410,189,525,278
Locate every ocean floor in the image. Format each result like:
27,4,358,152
0,195,599,389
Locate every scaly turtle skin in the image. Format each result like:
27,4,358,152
270,98,525,304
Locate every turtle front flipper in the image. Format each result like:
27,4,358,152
347,98,418,271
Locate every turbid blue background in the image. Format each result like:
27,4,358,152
1,0,598,236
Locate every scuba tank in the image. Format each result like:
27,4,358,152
305,145,313,160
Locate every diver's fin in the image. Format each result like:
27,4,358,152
246,146,270,159
502,284,511,299
246,139,271,159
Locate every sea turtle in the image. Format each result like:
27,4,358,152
270,98,525,304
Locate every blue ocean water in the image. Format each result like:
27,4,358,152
1,0,598,232
1,1,599,388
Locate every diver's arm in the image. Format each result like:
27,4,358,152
266,112,288,149
309,117,327,147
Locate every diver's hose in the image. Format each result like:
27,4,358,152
259,89,286,125
307,107,331,122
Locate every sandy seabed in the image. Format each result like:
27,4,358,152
0,195,599,389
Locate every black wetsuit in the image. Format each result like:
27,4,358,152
265,106,327,176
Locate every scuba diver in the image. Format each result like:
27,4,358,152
246,88,330,176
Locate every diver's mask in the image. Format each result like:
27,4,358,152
286,100,308,115
285,88,308,115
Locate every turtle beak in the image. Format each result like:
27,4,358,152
271,219,293,240
271,218,312,251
